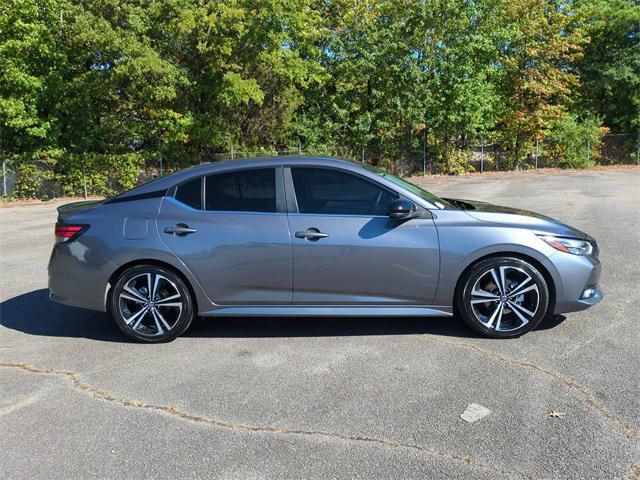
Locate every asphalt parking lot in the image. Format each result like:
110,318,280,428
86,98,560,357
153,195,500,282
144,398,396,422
1,167,639,480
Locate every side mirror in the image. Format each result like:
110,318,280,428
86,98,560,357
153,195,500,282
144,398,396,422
388,198,416,219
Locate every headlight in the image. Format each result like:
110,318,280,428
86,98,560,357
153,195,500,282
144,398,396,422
538,235,594,256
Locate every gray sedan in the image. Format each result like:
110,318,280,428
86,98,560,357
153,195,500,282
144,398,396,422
48,156,602,342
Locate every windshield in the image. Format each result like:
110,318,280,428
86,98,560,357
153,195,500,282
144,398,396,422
363,165,453,209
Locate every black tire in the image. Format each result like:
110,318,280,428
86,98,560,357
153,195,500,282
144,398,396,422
110,264,194,343
456,257,551,338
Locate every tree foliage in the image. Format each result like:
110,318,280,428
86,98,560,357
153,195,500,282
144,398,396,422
574,0,640,132
0,0,637,196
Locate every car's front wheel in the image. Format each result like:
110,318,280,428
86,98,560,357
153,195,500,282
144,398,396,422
457,257,551,338
110,265,194,342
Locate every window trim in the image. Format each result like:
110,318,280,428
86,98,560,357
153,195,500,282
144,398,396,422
284,166,400,217
104,188,168,205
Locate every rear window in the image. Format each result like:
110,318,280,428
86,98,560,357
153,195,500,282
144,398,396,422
205,169,276,213
174,177,202,209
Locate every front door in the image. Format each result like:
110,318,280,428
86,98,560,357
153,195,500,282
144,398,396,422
158,167,292,305
286,167,440,305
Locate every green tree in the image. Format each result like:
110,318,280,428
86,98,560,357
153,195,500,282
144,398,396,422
575,0,640,133
409,0,505,170
0,0,60,155
145,0,324,162
309,0,504,172
496,0,585,167
0,0,634,198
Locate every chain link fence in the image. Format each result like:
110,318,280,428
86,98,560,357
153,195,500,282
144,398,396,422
1,161,15,197
465,133,640,172
332,133,640,176
1,160,65,200
2,134,639,200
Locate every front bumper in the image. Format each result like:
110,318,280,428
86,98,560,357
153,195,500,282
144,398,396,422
551,252,603,314
573,285,604,310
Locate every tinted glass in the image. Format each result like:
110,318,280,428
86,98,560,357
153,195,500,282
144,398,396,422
174,177,202,209
362,164,452,209
291,167,396,215
205,169,276,212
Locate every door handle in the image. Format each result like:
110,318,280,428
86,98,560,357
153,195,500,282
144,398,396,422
164,224,197,236
295,229,329,241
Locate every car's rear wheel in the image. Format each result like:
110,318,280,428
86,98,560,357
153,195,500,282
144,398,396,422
456,257,550,338
110,265,194,342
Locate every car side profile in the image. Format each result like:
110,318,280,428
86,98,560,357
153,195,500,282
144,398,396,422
48,156,602,342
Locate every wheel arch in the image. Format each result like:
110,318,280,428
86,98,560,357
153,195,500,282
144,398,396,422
105,259,199,314
453,251,557,314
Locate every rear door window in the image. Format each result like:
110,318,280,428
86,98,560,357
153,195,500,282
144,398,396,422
205,168,276,213
174,177,202,210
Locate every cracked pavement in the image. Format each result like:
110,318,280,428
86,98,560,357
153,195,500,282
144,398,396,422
1,168,639,479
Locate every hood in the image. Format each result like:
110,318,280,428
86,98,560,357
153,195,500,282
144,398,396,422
444,198,591,240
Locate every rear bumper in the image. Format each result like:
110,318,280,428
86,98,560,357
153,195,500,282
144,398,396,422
47,240,114,312
552,253,603,314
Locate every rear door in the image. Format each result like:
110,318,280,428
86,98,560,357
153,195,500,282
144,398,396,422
158,167,292,305
285,166,440,305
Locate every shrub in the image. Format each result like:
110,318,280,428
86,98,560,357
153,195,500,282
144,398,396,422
432,145,474,175
54,153,147,197
547,115,608,168
8,150,61,199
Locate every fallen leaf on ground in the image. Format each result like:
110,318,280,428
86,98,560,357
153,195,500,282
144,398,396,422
549,410,567,418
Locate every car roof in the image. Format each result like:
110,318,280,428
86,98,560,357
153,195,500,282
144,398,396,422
192,155,361,172
116,156,367,198
111,155,438,209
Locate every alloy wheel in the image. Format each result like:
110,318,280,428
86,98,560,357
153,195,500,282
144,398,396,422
469,265,540,332
118,272,183,337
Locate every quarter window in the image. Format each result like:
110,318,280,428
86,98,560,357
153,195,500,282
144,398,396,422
174,177,202,210
291,167,396,215
205,168,276,213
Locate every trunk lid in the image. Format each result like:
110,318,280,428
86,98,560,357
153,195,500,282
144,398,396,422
56,200,103,224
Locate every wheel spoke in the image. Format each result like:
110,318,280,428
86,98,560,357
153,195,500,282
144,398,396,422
485,303,504,329
471,288,500,299
151,308,164,334
491,268,504,295
509,301,536,319
120,293,145,304
153,308,172,331
132,310,148,329
495,304,505,331
156,293,181,304
507,276,531,296
509,283,538,298
123,285,147,302
145,273,153,300
152,274,162,300
471,298,496,305
125,306,148,326
507,301,531,326
157,302,182,308
499,266,508,295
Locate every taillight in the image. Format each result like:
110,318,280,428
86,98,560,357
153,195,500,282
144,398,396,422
54,224,88,242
